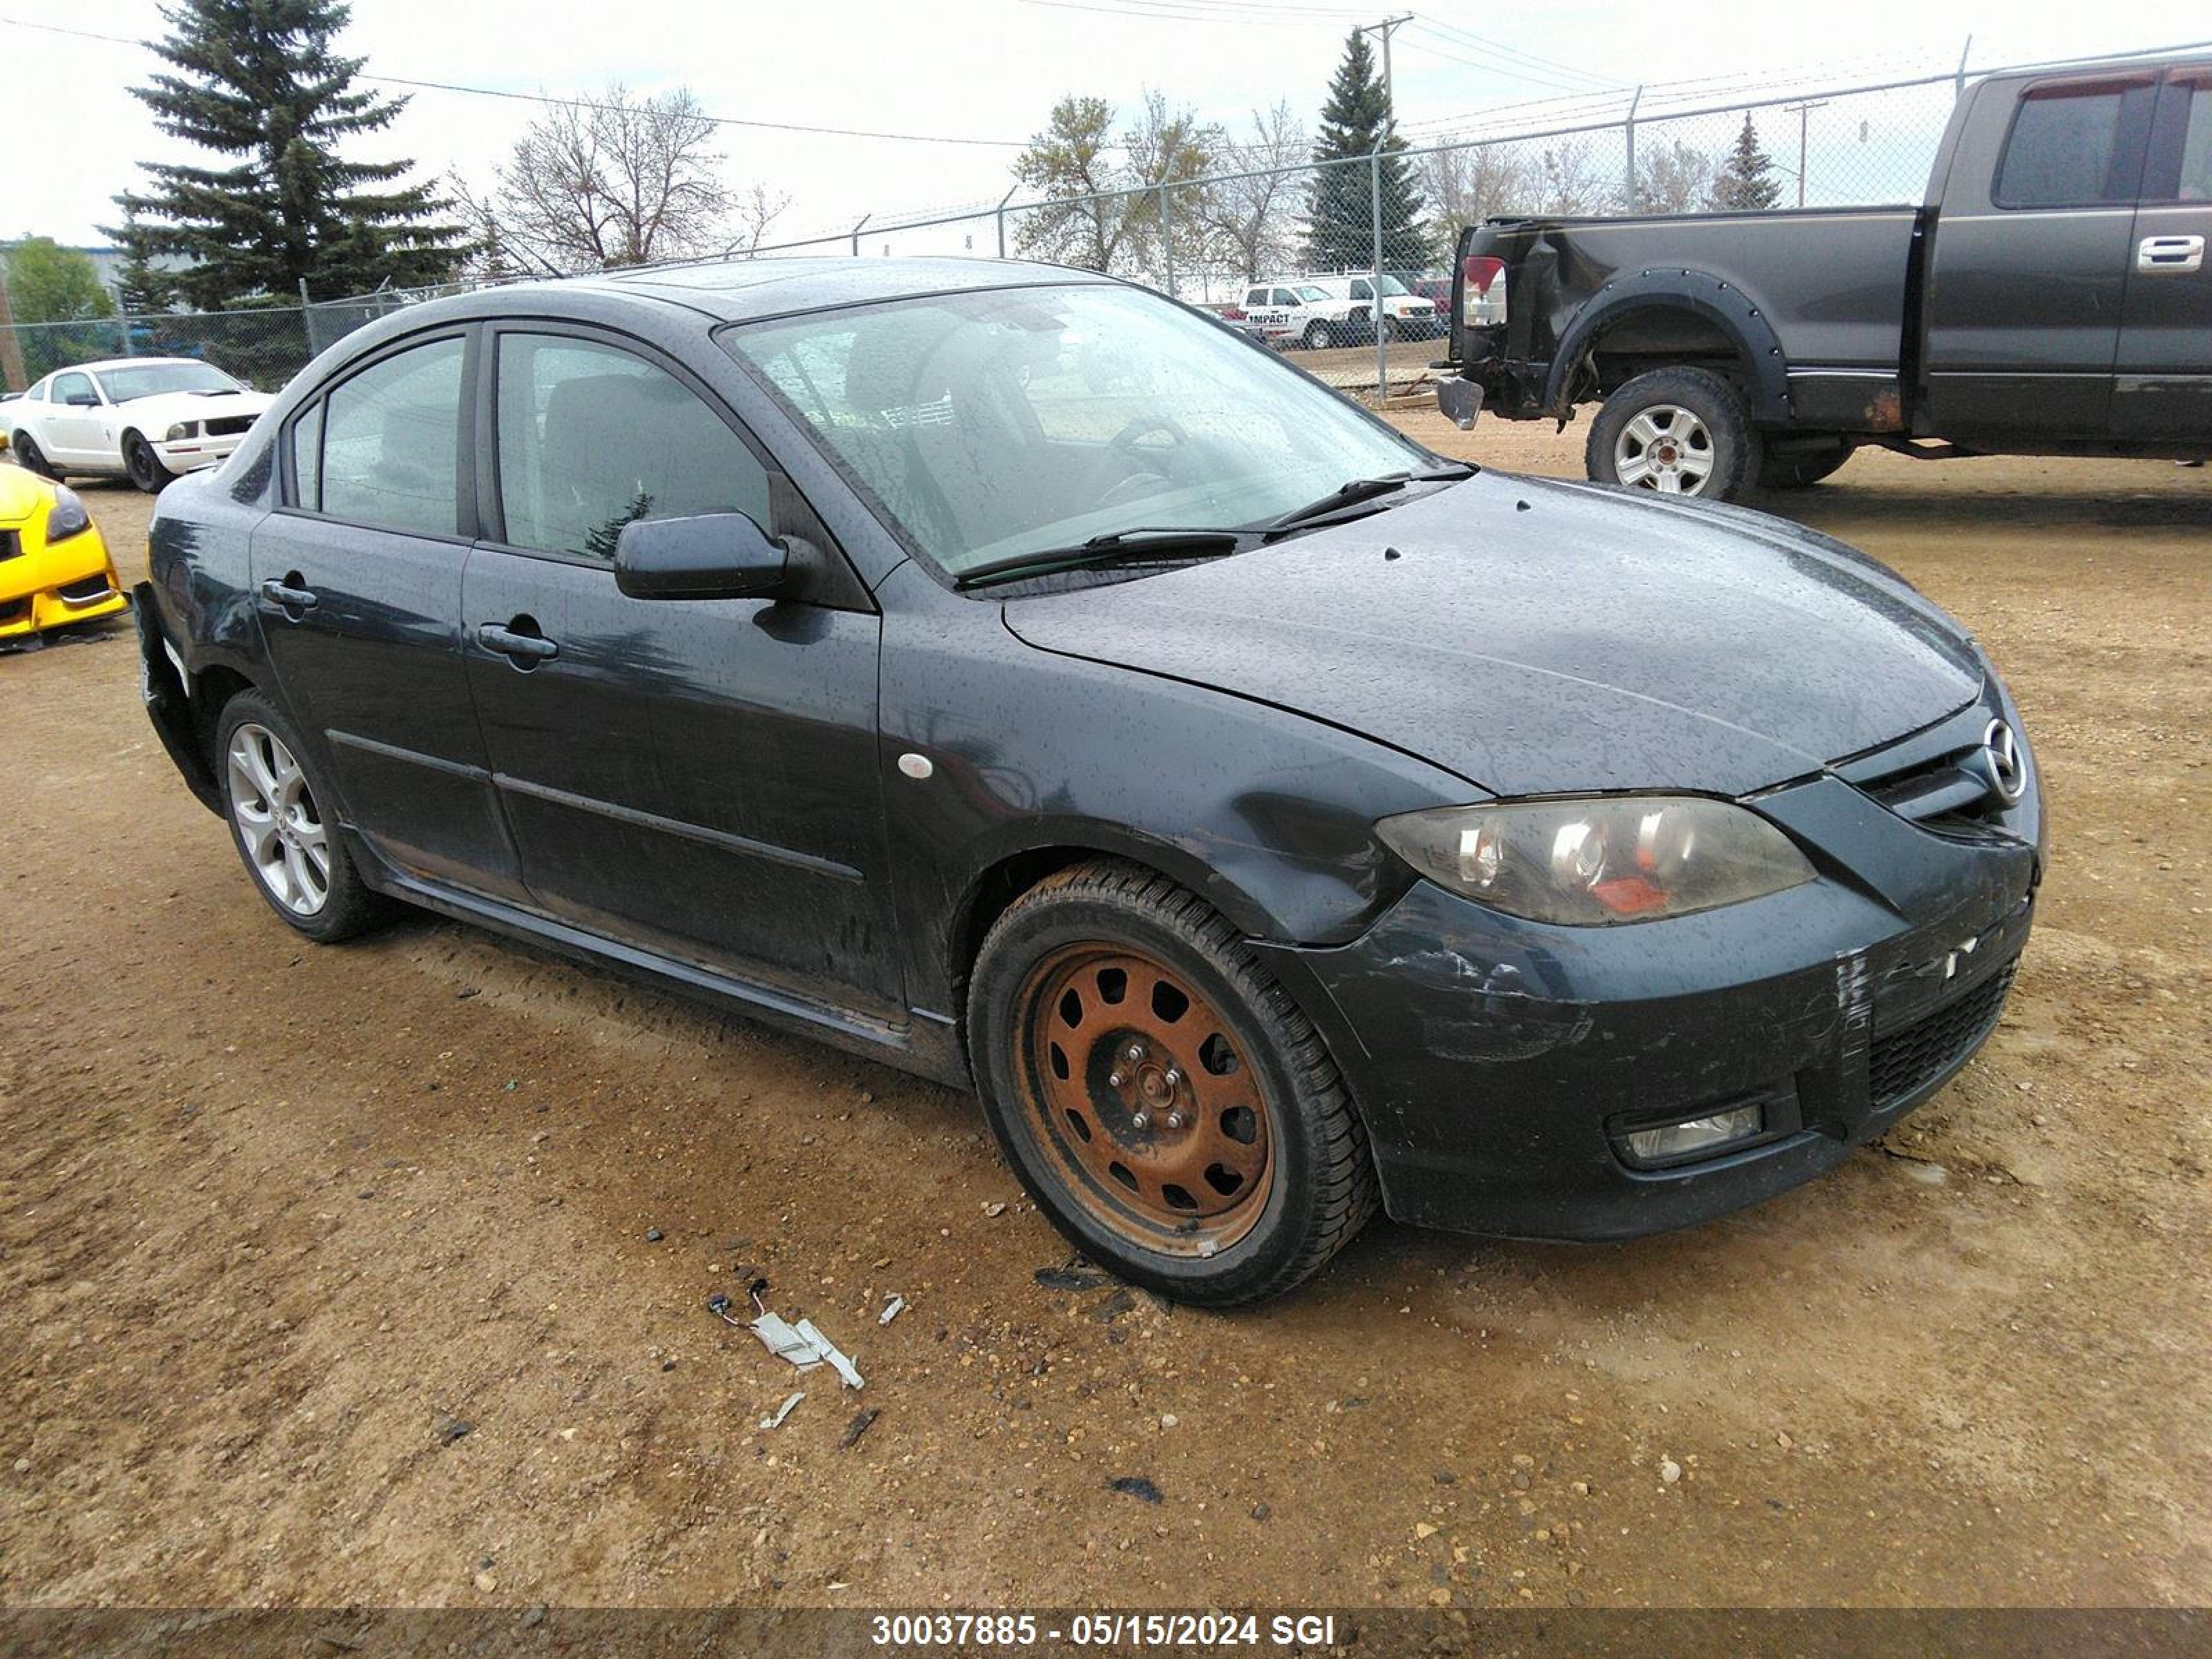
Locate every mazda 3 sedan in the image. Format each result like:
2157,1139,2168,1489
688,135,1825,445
135,259,2043,1304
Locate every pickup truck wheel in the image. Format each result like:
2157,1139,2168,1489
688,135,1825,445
9,431,59,480
1303,319,1333,351
1586,367,1760,500
1758,442,1853,491
215,691,384,941
968,859,1377,1306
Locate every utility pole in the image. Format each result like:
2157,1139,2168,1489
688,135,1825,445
1357,14,1414,125
1785,99,1828,209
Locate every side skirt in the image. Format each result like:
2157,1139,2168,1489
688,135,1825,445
348,829,971,1090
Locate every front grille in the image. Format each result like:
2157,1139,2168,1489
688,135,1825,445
1868,960,2017,1110
1859,747,2001,830
203,415,254,438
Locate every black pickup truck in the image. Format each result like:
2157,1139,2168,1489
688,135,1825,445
1439,53,2212,499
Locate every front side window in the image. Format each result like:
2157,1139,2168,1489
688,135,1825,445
1996,87,2127,207
53,373,97,407
1351,279,1373,301
1272,288,1298,306
725,283,1429,581
494,335,771,561
317,335,465,536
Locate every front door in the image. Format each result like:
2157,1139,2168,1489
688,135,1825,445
44,372,108,465
1920,71,2158,438
2114,67,2212,441
461,326,902,1018
251,328,525,900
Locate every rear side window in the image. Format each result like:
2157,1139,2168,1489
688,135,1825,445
290,400,324,511
494,334,770,562
317,337,465,536
2177,86,2212,200
1245,288,1267,307
1995,87,2126,207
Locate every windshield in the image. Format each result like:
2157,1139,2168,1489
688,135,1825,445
97,362,245,402
1296,285,1329,301
724,283,1428,580
1374,274,1410,297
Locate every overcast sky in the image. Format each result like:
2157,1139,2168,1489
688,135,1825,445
1,0,2202,270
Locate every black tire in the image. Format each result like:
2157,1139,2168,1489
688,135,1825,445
214,689,384,942
1758,440,1854,491
10,431,59,480
1302,319,1332,351
1584,366,1761,502
967,859,1378,1306
123,431,176,494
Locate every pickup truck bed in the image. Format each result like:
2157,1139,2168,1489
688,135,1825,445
1442,51,2212,500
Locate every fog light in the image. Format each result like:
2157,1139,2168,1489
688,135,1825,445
1624,1103,1765,1166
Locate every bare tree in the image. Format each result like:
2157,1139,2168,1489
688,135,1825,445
1635,140,1716,214
1011,91,1218,285
471,84,756,272
1420,141,1535,261
725,182,794,259
1199,101,1309,281
1535,140,1617,215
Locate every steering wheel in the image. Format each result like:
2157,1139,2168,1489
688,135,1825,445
1108,415,1190,458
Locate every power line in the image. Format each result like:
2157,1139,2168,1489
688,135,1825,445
1411,13,1621,89
0,14,1031,147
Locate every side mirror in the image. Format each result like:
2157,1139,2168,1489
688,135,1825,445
1436,374,1484,432
66,391,100,408
614,512,789,601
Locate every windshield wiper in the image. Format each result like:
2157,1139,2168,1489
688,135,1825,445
1255,464,1476,537
953,527,1246,590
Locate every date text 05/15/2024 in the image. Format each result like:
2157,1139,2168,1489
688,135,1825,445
871,1613,1340,1648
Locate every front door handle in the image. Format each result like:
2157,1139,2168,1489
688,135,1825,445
476,621,560,663
2136,234,2205,274
259,577,318,611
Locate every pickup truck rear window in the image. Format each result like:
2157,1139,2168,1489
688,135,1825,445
1996,88,2127,207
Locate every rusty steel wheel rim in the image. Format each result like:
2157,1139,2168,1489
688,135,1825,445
1016,944,1274,1255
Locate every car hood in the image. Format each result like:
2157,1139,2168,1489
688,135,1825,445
120,389,272,426
1000,473,1985,798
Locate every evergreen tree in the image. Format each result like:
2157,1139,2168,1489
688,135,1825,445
110,209,174,315
1304,30,1425,273
109,0,466,308
1709,114,1783,211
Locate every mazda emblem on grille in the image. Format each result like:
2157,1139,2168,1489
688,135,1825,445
1967,718,2027,806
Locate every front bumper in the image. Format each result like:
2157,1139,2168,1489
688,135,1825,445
1255,744,2043,1242
0,521,128,639
153,434,244,474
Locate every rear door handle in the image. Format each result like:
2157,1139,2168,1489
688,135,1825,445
259,577,317,611
476,622,559,663
2136,234,2204,274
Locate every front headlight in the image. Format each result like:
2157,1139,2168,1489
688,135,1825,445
165,422,198,441
1376,796,1815,925
44,485,93,545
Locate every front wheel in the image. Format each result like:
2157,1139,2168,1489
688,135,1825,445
1585,366,1761,501
1302,319,1332,351
967,861,1377,1306
123,431,176,494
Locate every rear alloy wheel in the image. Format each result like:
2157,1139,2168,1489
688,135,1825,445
124,431,176,494
215,690,384,941
1585,366,1761,501
10,431,59,479
968,860,1377,1305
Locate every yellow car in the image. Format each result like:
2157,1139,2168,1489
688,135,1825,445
1,462,128,641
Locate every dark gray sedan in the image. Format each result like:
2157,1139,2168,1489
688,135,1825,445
135,258,2043,1304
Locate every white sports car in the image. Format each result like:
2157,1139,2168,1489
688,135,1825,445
2,357,274,492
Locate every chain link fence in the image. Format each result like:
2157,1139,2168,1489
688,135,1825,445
0,46,2171,406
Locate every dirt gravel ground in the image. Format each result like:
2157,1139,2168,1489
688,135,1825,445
2,427,2207,1613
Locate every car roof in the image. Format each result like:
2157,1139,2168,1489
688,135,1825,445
460,256,1117,326
59,357,210,375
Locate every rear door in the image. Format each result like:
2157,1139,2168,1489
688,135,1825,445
461,323,902,1017
252,328,525,900
2113,66,2212,440
1920,71,2158,437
